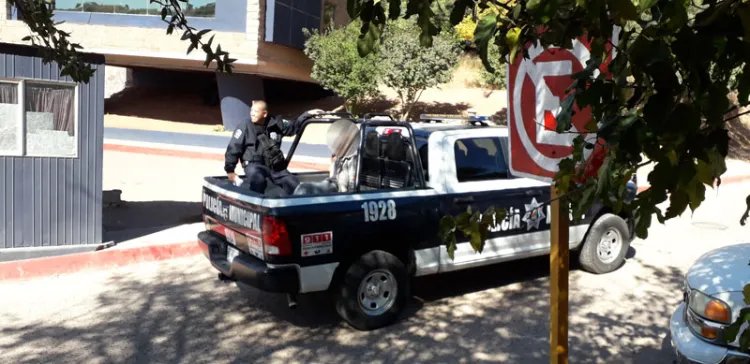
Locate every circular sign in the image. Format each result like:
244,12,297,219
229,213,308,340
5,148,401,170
508,34,615,182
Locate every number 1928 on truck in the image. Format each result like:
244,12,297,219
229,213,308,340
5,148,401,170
198,115,638,330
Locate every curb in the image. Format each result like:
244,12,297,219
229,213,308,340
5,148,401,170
0,240,201,281
103,143,331,172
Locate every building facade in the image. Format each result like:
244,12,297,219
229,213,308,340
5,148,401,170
0,0,349,129
0,42,105,253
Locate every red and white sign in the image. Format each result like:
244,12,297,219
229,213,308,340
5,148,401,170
301,231,333,257
507,30,618,183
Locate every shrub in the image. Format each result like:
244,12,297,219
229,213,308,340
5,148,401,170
303,21,382,113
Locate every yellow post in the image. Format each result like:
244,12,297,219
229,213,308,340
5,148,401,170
550,185,569,364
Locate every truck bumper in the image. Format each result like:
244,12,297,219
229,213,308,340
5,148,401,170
197,231,299,294
670,303,750,364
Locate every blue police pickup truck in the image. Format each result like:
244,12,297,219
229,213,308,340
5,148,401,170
198,116,637,331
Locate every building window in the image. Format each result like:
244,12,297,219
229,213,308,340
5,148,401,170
0,80,78,158
267,0,321,49
52,0,216,18
454,137,509,182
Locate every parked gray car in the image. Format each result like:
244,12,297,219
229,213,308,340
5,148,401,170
670,243,750,363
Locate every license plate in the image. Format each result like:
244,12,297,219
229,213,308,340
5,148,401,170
227,245,240,262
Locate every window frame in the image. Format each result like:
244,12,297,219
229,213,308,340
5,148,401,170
0,77,79,159
50,0,217,19
453,136,510,183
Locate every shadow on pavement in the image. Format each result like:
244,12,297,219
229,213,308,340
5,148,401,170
0,248,683,363
103,199,202,244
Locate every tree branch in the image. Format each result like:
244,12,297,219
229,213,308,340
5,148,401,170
725,108,750,123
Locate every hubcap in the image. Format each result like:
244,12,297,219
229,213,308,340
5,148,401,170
597,228,623,264
357,269,397,316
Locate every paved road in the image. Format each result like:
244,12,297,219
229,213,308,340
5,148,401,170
104,127,333,158
2,182,749,364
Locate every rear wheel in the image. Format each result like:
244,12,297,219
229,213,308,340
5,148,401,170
578,213,630,274
334,250,409,330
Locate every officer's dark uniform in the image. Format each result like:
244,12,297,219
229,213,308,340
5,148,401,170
224,111,315,195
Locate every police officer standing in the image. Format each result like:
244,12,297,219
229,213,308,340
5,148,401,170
224,100,323,195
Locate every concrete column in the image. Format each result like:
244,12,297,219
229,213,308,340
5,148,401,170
216,72,265,131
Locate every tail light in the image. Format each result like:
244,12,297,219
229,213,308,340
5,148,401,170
263,216,292,256
382,128,402,135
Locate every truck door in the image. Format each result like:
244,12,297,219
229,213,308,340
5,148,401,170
437,133,553,273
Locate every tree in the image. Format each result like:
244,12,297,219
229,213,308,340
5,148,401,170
380,19,461,119
12,0,234,83
347,0,750,350
302,21,383,114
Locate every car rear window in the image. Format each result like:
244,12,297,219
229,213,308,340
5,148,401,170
454,137,509,182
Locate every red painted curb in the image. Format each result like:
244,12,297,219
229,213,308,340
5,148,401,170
0,241,202,281
104,143,331,171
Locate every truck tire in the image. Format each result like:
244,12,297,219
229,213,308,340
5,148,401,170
578,213,630,274
334,250,409,331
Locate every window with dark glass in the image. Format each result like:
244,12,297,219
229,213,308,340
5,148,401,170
52,0,216,18
270,0,321,49
454,137,509,182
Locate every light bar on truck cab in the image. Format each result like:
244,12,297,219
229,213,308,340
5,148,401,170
375,126,410,137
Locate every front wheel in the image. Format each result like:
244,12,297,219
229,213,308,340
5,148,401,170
334,250,409,330
578,213,631,274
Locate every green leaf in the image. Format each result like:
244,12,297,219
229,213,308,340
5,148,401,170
455,211,471,231
608,0,639,23
474,13,498,72
635,208,652,239
449,0,472,25
505,27,522,66
665,191,689,219
573,135,585,161
348,0,363,18
481,206,496,228
744,284,750,305
695,161,715,186
388,0,401,19
527,0,542,11
438,215,456,243
737,4,750,45
556,93,576,133
469,224,483,253
357,21,381,56
445,233,457,260
740,329,750,352
638,0,659,12
723,308,750,344
686,181,706,212
197,29,211,38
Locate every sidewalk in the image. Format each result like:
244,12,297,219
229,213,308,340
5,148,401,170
0,223,205,280
104,127,333,172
